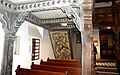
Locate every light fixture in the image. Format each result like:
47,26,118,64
107,26,111,29
61,23,67,26
93,40,98,46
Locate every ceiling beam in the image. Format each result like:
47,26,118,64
26,13,75,30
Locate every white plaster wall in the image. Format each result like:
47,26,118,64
93,29,100,59
40,29,55,61
0,22,5,72
12,21,54,75
12,21,30,75
28,23,54,62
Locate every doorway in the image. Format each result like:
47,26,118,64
100,30,115,59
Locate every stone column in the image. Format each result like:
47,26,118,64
81,31,94,75
0,9,29,75
61,4,94,74
1,34,15,75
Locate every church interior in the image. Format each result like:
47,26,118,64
0,0,120,75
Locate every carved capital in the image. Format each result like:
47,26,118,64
10,12,30,35
0,9,29,35
0,10,9,33
5,33,16,40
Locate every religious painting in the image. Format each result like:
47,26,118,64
50,30,71,59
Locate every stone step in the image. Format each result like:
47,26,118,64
96,71,119,75
95,67,118,72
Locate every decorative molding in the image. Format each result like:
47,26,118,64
61,6,84,31
51,24,75,30
14,0,74,12
26,13,74,29
10,12,30,35
0,1,15,12
26,14,51,29
27,13,73,23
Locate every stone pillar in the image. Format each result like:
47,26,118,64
61,4,94,75
81,31,94,75
0,9,29,75
1,34,15,75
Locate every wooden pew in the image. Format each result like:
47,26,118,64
31,62,81,75
16,65,67,75
40,59,80,68
47,58,80,64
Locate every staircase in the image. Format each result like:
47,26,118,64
95,59,119,75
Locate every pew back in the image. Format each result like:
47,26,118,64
31,64,80,75
47,58,80,64
16,65,66,75
40,60,80,68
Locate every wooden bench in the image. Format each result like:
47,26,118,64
31,62,81,75
47,58,80,64
16,65,67,75
40,59,80,68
